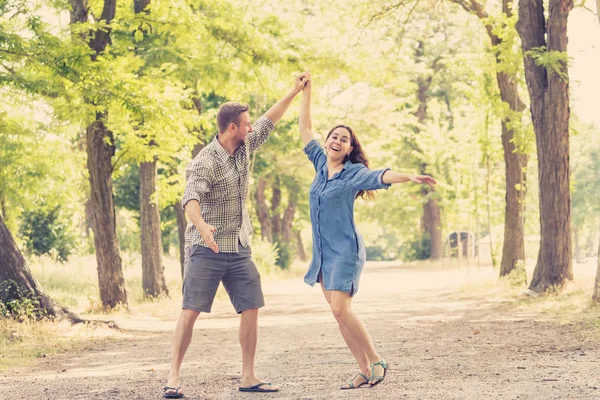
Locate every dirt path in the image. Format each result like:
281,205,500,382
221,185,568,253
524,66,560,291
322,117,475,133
2,263,600,399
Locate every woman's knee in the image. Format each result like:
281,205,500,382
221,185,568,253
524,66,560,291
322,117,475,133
330,302,350,320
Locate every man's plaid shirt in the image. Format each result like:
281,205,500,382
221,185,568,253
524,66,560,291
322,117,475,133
182,116,274,253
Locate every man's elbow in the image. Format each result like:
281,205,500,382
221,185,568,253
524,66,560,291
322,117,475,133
183,199,199,214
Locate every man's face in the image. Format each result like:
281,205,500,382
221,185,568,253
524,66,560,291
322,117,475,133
234,112,253,142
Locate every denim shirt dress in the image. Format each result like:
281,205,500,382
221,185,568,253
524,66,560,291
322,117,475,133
303,139,391,296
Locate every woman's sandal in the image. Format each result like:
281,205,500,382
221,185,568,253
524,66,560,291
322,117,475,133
163,386,184,398
368,358,389,387
340,372,370,390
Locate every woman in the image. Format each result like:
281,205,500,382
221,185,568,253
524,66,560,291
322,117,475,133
299,74,436,389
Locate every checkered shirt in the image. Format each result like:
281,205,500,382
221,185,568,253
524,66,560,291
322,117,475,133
182,116,274,253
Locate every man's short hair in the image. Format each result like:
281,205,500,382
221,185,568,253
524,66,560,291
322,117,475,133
217,102,250,133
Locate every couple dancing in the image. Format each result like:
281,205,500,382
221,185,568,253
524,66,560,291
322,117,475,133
163,72,436,398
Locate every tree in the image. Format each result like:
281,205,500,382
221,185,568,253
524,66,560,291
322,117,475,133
412,39,444,260
133,0,168,298
516,0,573,292
0,214,81,323
591,0,600,302
69,0,128,309
451,0,529,278
594,230,600,302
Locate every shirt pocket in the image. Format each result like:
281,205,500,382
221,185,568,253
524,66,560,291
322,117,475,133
309,178,322,198
322,180,347,199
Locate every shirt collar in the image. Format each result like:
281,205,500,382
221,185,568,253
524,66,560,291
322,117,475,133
213,134,233,162
322,160,353,180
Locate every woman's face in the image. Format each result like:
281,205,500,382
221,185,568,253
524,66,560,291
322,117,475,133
325,127,354,161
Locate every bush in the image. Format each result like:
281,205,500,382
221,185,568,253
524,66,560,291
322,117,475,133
400,235,431,261
366,245,398,261
0,280,45,322
503,260,527,287
275,241,294,269
18,206,76,262
249,237,279,274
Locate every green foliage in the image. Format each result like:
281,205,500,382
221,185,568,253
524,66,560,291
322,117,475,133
250,237,279,274
18,206,76,262
0,281,45,322
114,164,140,212
0,0,595,280
503,260,527,287
365,245,399,261
275,241,294,270
160,205,179,255
526,46,571,81
400,235,432,261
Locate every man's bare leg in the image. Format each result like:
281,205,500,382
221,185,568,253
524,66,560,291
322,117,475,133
165,309,200,395
238,308,279,392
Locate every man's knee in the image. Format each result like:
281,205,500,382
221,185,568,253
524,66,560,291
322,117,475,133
181,308,201,323
240,308,259,319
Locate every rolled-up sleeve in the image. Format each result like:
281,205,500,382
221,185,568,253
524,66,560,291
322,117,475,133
351,165,392,191
303,140,327,172
247,116,275,153
181,163,213,209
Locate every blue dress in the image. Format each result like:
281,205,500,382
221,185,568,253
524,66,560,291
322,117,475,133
303,140,391,296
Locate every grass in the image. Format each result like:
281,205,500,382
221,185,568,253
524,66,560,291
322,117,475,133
0,318,116,371
455,256,600,328
3,251,599,371
1,248,305,370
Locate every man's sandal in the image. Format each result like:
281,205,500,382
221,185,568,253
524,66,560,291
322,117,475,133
340,372,370,390
368,359,389,387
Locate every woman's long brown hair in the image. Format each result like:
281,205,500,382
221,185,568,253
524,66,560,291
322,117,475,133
326,125,375,200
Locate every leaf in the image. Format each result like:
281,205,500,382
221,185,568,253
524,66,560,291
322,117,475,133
134,29,144,43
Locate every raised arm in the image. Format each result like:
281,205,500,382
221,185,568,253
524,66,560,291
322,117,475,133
299,74,314,146
264,72,308,125
381,171,437,188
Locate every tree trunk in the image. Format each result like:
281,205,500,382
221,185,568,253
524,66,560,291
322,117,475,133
422,195,442,259
573,225,583,263
175,203,187,277
87,119,128,308
413,50,443,260
485,142,498,267
517,0,573,292
70,0,127,310
0,194,6,221
134,0,150,13
295,231,307,262
271,177,282,243
593,228,600,302
254,177,273,242
0,214,81,323
499,117,528,276
281,198,296,243
140,161,167,297
192,143,204,159
134,0,166,298
451,0,529,277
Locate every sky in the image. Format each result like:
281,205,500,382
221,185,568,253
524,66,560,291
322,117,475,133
569,3,600,126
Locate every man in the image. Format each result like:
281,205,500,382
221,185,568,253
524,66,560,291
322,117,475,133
163,73,309,398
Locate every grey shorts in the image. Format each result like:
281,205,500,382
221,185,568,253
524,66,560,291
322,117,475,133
182,242,264,314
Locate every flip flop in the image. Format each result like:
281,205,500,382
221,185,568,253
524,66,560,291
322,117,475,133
368,358,389,387
238,382,279,392
340,372,370,390
163,386,184,398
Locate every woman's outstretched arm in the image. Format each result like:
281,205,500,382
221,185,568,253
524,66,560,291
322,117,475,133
381,171,437,188
299,73,314,146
